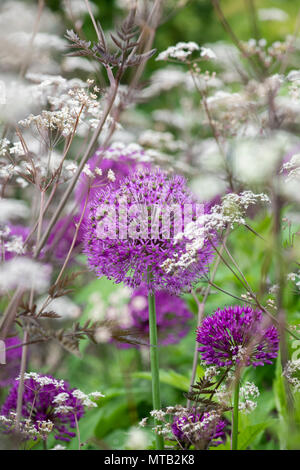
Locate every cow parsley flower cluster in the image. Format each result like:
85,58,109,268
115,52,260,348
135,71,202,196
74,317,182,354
0,258,51,294
156,42,216,62
1,373,104,441
160,191,269,274
146,406,227,449
284,360,300,391
238,382,260,414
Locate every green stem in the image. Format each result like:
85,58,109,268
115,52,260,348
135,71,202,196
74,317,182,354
232,378,240,450
147,271,164,450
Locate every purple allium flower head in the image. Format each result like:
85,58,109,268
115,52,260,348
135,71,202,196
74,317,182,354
172,412,226,448
196,305,279,367
1,374,85,441
0,336,22,387
128,285,193,345
84,168,214,293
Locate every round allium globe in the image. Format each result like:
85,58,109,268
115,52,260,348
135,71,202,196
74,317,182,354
1,374,84,441
196,305,279,367
84,168,214,293
118,285,193,347
172,412,226,448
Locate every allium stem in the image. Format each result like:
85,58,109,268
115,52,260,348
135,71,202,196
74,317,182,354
231,378,240,450
147,270,164,450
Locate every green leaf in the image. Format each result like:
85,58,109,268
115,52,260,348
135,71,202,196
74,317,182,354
133,369,191,392
94,399,133,439
238,421,274,450
273,355,288,449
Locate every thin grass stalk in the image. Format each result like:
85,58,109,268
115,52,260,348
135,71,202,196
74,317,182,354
147,269,164,450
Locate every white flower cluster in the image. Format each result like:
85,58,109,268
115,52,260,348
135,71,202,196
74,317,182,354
37,419,54,435
37,295,81,321
142,67,191,97
0,258,51,294
138,130,186,153
125,427,148,450
4,235,25,256
0,199,29,223
284,359,300,391
214,384,230,406
200,47,217,60
19,372,65,389
258,8,289,22
51,444,66,450
287,271,300,291
0,413,44,440
241,37,294,69
94,142,150,162
144,406,223,445
18,79,104,145
72,389,105,408
156,42,216,62
62,0,98,19
17,150,78,183
281,154,300,182
150,409,166,421
239,381,260,414
52,393,70,405
215,380,259,414
0,224,26,257
19,109,78,138
231,345,248,364
203,366,220,381
0,138,10,157
50,388,104,415
161,191,270,274
156,42,200,61
208,192,270,229
54,405,74,415
0,142,31,187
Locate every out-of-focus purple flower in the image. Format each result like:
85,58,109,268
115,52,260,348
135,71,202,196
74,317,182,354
196,305,279,368
172,412,226,448
45,215,80,262
1,374,85,441
84,168,214,293
124,285,192,347
0,336,22,387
